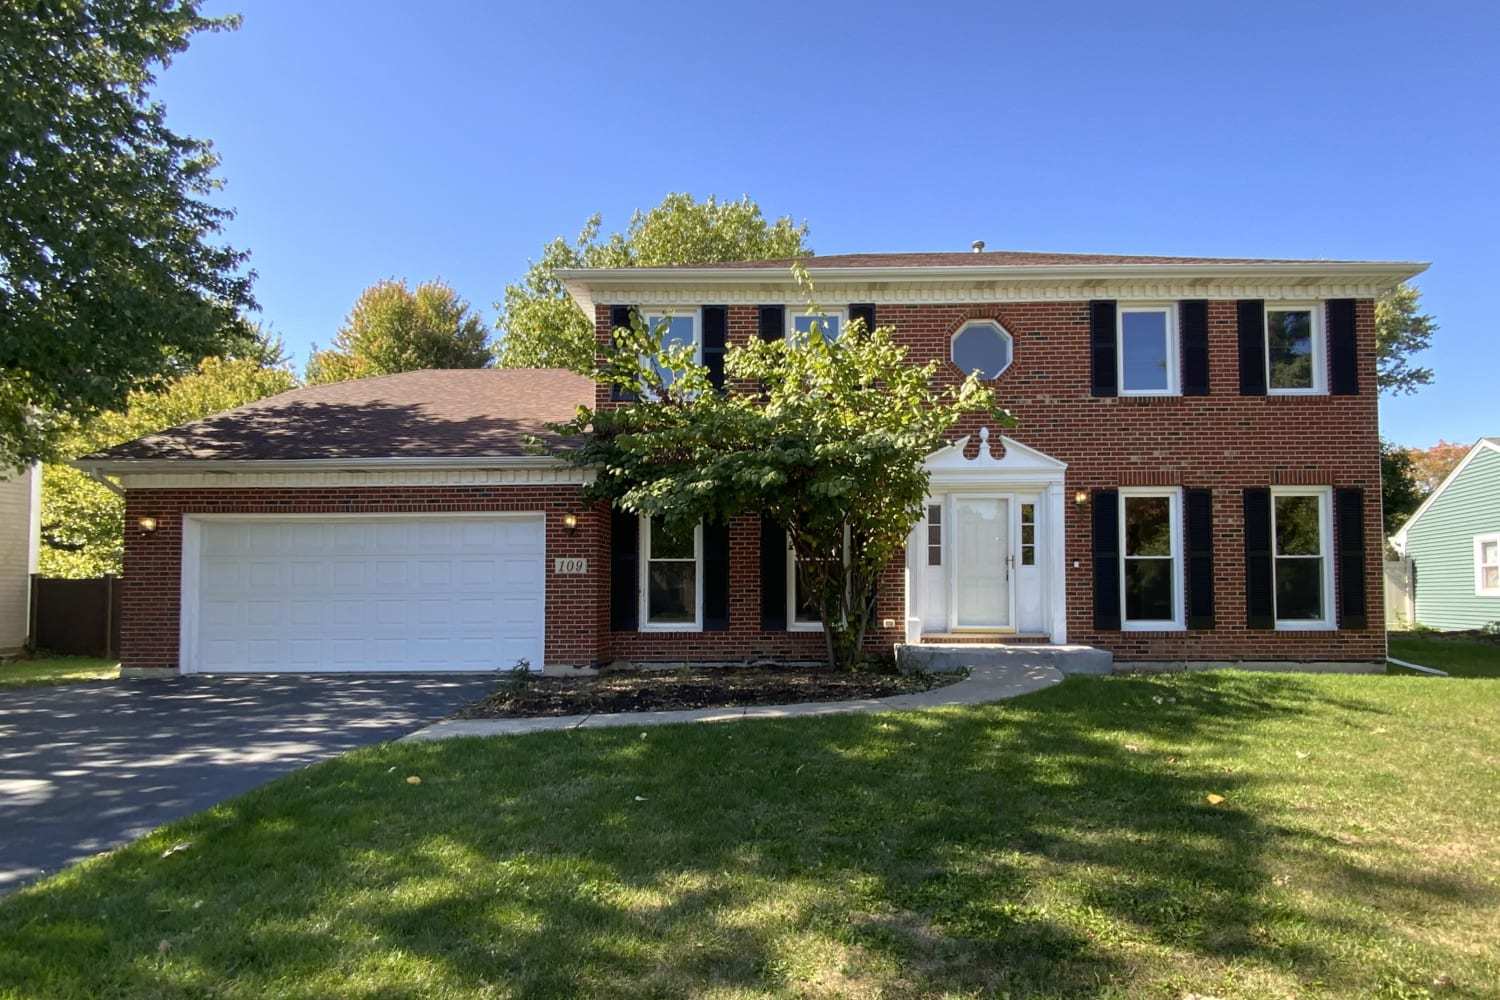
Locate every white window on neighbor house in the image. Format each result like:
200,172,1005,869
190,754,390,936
1476,533,1500,597
1271,487,1335,629
1265,303,1326,394
1119,488,1184,630
640,309,700,392
639,515,701,629
1117,305,1179,395
950,320,1014,379
786,308,846,344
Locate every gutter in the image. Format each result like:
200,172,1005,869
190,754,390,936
72,454,574,477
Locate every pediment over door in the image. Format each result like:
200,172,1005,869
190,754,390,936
924,428,1066,486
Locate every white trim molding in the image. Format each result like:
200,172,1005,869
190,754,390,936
1270,486,1336,631
559,259,1427,317
1118,486,1186,631
102,466,593,490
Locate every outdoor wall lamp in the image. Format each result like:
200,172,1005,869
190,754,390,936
137,516,158,534
562,513,579,532
1074,491,1089,507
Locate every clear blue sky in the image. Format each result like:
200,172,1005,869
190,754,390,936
152,0,1499,448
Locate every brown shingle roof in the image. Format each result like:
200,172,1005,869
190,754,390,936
86,368,594,463
694,250,1372,269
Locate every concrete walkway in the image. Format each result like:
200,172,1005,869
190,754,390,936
403,660,1064,741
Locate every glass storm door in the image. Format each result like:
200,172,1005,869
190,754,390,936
953,497,1011,629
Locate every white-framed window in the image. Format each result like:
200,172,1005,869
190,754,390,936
786,530,849,631
1271,487,1335,629
950,320,1014,379
639,515,702,630
1117,304,1179,395
786,308,846,344
1119,487,1184,630
926,503,943,567
1265,303,1326,395
1020,502,1037,566
640,307,701,391
1476,532,1500,596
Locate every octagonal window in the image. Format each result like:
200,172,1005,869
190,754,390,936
951,321,1013,379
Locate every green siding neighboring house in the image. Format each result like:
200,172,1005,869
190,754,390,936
1391,438,1500,630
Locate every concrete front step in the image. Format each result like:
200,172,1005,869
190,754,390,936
895,642,1113,676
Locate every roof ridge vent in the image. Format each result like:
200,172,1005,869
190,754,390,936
971,240,986,253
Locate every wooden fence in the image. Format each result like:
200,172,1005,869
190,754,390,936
28,574,122,658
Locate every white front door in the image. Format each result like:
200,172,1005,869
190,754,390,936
952,496,1012,629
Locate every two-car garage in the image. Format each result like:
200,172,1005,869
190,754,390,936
180,515,546,674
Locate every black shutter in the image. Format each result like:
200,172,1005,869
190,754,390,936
702,305,727,392
1335,487,1368,629
1237,299,1266,396
1181,300,1210,396
1089,300,1117,397
609,507,639,630
1185,488,1215,629
608,305,637,402
849,303,876,337
703,517,730,630
1092,489,1121,630
758,305,784,342
760,514,787,630
1243,488,1274,628
1328,299,1359,395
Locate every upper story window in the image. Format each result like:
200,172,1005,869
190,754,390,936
1120,488,1183,629
787,309,846,343
1476,533,1500,597
641,309,700,390
640,515,701,629
1118,305,1178,395
1272,487,1334,628
1266,304,1326,394
951,320,1013,379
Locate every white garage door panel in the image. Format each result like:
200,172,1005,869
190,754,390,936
189,516,545,673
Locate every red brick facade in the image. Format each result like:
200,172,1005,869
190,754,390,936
116,295,1387,672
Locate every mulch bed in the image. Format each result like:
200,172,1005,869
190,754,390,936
456,666,963,719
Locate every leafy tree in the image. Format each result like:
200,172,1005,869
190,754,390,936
496,194,809,372
0,0,254,470
39,356,296,577
1380,441,1424,537
306,280,492,384
1376,283,1437,395
1405,438,1469,494
559,292,1005,670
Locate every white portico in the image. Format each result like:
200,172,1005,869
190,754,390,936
905,429,1069,644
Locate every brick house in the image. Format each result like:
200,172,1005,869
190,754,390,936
78,250,1425,676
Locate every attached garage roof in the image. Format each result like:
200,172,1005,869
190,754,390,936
84,368,594,464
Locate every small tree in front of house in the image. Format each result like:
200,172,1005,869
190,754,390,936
558,300,1007,670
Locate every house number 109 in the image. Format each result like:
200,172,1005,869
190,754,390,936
553,558,588,575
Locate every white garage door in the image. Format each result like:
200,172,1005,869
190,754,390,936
185,515,545,674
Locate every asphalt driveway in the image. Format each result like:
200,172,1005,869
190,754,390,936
0,674,498,893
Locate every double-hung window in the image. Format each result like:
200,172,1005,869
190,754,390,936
1476,532,1500,596
1271,487,1334,628
787,308,846,344
640,309,700,393
1117,305,1179,395
640,516,701,629
1265,304,1326,394
1119,488,1184,629
787,530,848,630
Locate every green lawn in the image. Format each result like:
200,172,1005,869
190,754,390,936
2,673,1497,999
0,656,118,687
1389,632,1500,678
